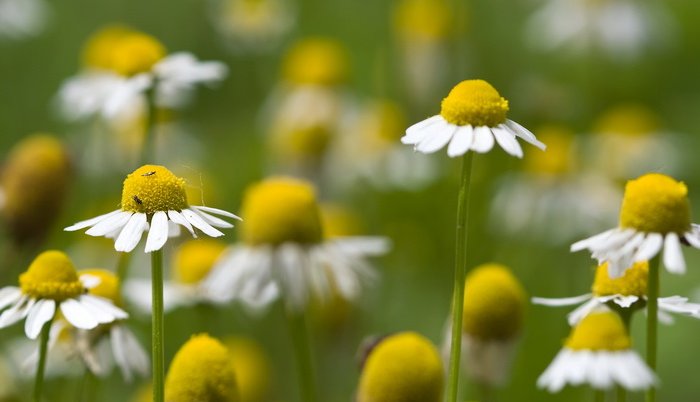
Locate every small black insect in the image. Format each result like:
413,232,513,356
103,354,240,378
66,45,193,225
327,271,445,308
133,195,143,205
142,171,156,176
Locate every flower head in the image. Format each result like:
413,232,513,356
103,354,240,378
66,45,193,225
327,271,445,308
82,25,166,76
592,261,647,298
65,164,239,253
282,38,348,86
165,334,239,402
357,332,443,402
402,79,545,157
393,0,452,41
225,337,271,402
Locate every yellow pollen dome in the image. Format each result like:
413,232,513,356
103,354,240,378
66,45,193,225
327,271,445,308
619,173,691,234
224,337,271,402
19,251,83,301
173,240,227,285
240,177,323,245
79,269,123,307
594,104,660,137
106,31,165,77
440,80,509,127
165,334,239,402
282,38,348,86
462,264,526,341
357,332,443,402
393,0,452,41
121,165,188,215
270,124,332,161
565,311,631,351
81,24,134,70
592,261,648,297
524,126,576,176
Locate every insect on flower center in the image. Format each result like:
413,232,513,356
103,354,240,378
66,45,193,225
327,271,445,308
240,177,323,246
121,165,188,215
80,269,123,307
19,251,83,301
440,80,509,127
566,311,631,351
592,261,648,297
462,264,526,341
174,240,227,285
619,173,691,234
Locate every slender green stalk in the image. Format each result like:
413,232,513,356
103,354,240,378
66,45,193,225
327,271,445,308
478,381,494,402
34,317,53,402
645,255,660,402
617,387,627,402
79,368,97,402
446,153,474,402
595,390,605,402
151,249,165,402
287,311,319,402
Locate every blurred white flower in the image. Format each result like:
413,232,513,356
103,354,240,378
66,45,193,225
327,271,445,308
0,0,49,40
211,0,295,53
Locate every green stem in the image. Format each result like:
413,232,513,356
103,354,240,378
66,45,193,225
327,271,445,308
79,368,97,402
617,386,627,402
446,153,474,402
645,255,660,402
479,381,495,402
595,390,605,402
34,317,53,402
151,249,165,402
287,311,319,402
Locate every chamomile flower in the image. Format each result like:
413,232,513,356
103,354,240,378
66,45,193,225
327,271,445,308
65,165,239,253
225,337,272,402
402,80,546,158
0,0,49,40
203,177,388,311
164,334,239,402
537,310,656,392
533,261,700,325
444,264,526,387
0,251,127,339
211,0,295,53
356,332,443,402
571,173,700,277
124,239,228,313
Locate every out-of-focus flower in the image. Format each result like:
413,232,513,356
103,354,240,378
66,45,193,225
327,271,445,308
533,261,700,325
402,80,546,158
356,332,443,402
65,165,239,253
0,134,71,245
572,173,700,277
204,177,389,312
537,310,656,392
224,336,271,402
211,0,295,53
0,0,49,40
525,0,674,61
164,334,239,402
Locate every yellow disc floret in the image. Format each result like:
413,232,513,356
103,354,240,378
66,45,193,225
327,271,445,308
592,261,648,297
594,104,660,137
619,173,691,234
440,80,509,127
565,311,631,351
225,337,271,402
79,269,123,307
357,332,443,402
165,334,239,402
19,251,83,301
240,177,323,245
393,0,452,41
82,25,166,76
82,25,134,70
524,126,576,176
174,240,227,285
462,264,526,341
282,38,348,86
121,165,188,215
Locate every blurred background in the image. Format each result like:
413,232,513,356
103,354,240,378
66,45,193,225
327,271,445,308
2,0,700,401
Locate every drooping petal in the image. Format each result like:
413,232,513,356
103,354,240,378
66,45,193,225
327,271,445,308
492,126,523,158
191,206,241,221
446,125,474,157
532,294,593,307
663,233,685,274
24,299,56,340
181,209,224,237
168,210,196,236
64,210,122,231
85,211,133,237
471,126,495,153
114,213,148,252
145,211,170,253
60,298,99,330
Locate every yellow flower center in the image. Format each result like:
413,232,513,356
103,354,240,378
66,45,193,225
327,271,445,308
80,269,123,307
282,38,348,86
594,104,660,137
19,251,83,301
82,25,166,76
440,80,509,127
357,332,443,402
393,0,452,41
462,264,526,341
121,165,188,215
270,124,332,160
524,126,575,175
165,334,239,402
565,311,631,351
82,24,134,70
224,337,271,402
240,177,323,246
619,173,691,234
174,240,227,285
592,261,648,297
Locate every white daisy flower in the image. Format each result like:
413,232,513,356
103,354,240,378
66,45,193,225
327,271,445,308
0,0,49,40
203,177,389,312
0,251,127,340
533,261,700,325
64,165,239,253
401,79,546,158
538,309,656,392
571,173,700,277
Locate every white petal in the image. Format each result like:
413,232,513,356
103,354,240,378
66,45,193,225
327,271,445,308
415,123,456,153
80,274,101,289
634,233,663,262
446,125,474,157
684,230,700,249
0,296,34,327
64,210,122,231
567,298,602,325
532,294,593,307
0,287,22,311
505,119,546,150
80,295,128,322
60,298,99,329
145,211,169,253
191,209,233,229
110,325,132,381
182,209,224,237
492,126,523,158
612,295,639,308
471,126,495,153
115,213,148,252
191,206,241,221
24,299,55,339
402,115,442,144
571,229,616,252
663,233,685,274
168,210,195,237
85,211,132,237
